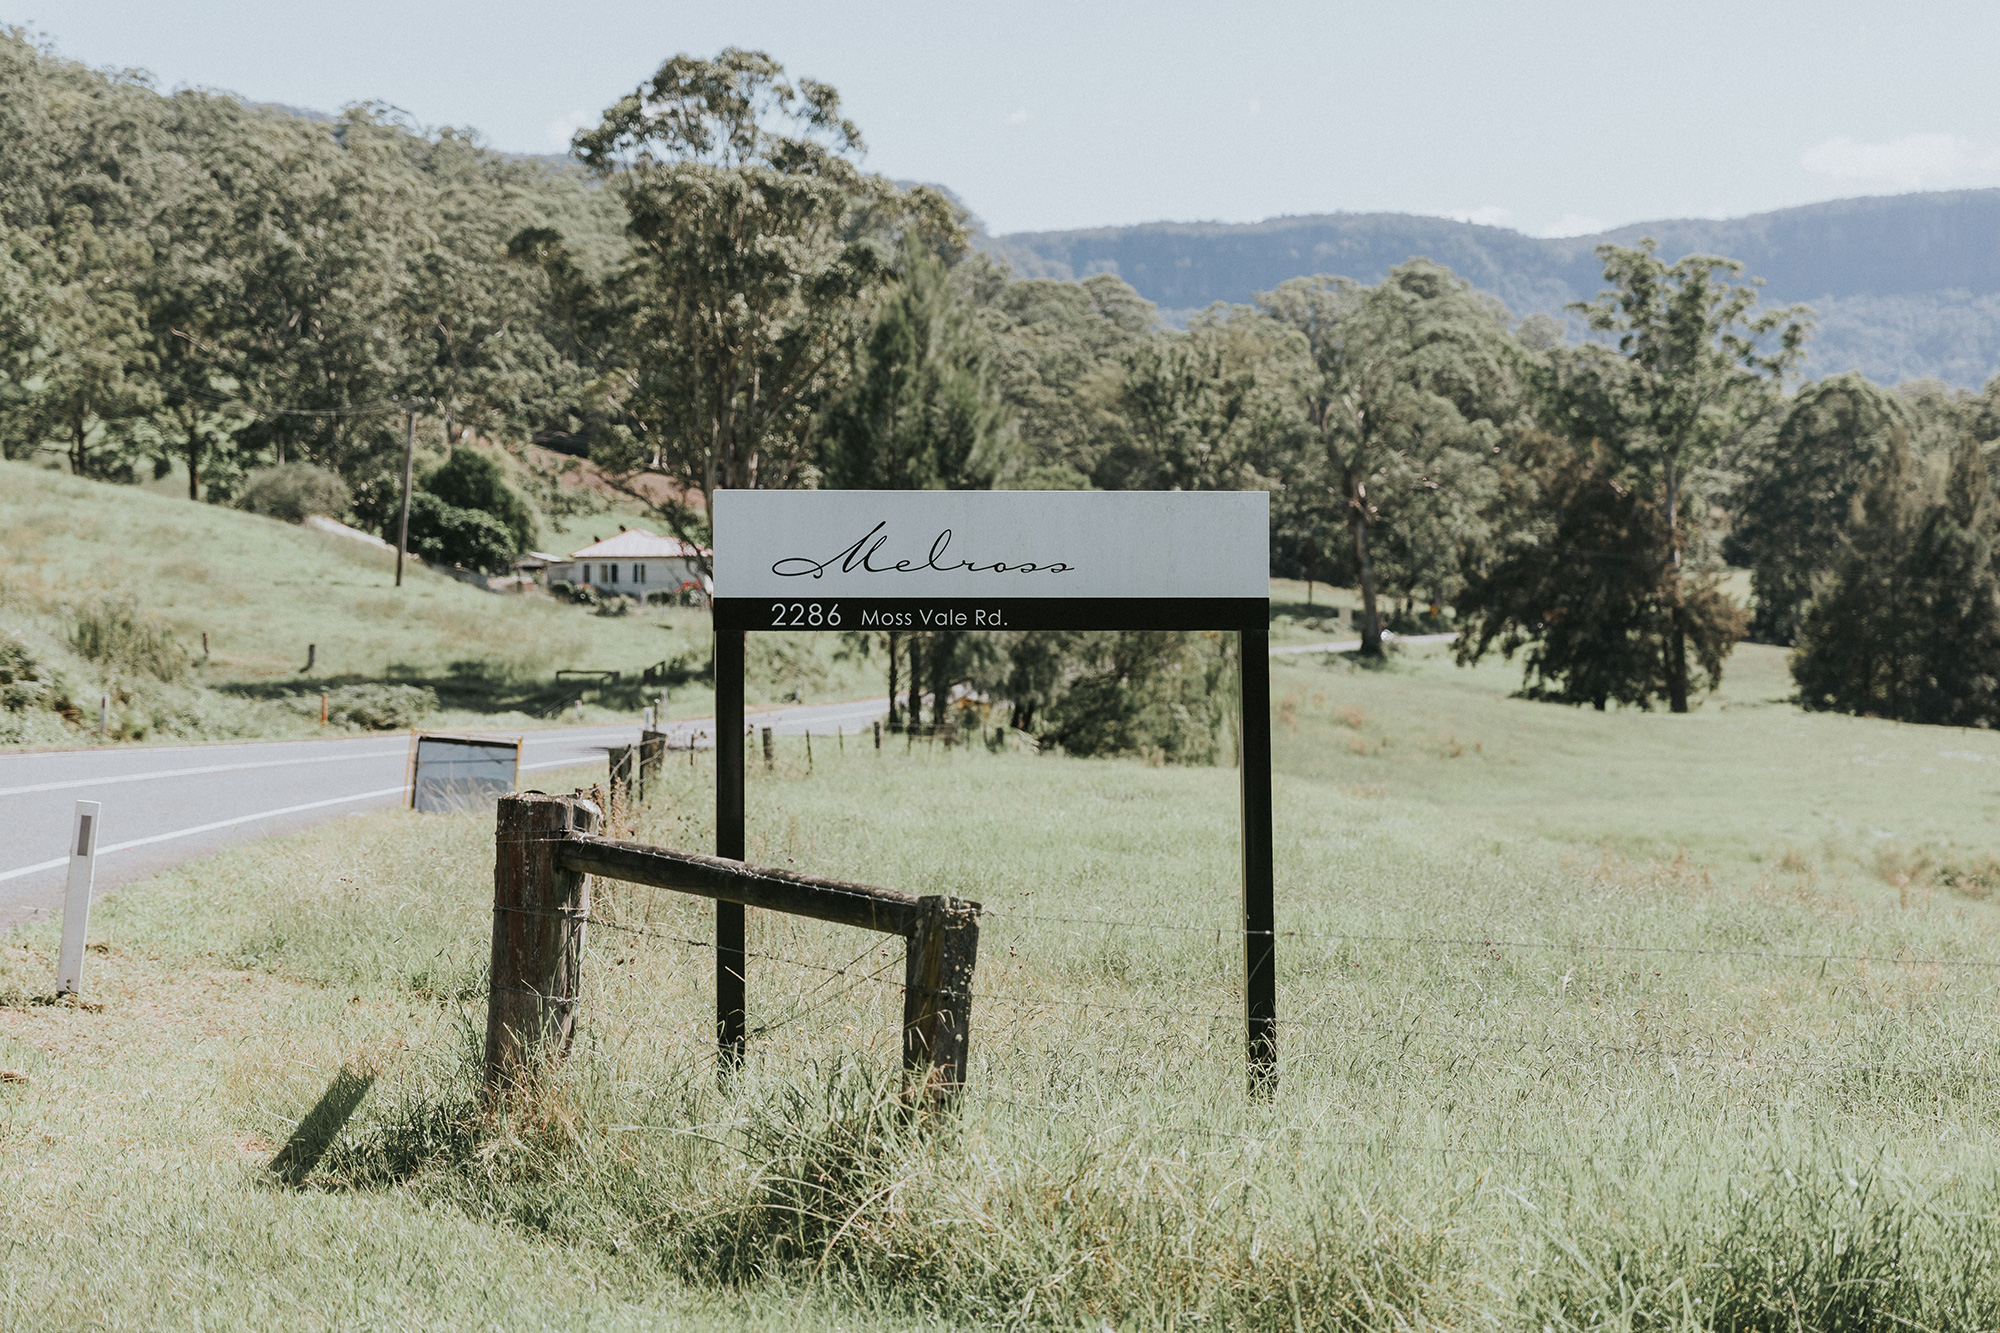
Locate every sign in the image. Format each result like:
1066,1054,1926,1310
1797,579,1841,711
409,734,521,813
712,489,1269,631
706,488,1279,1087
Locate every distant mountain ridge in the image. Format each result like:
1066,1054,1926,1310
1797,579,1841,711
976,191,2000,387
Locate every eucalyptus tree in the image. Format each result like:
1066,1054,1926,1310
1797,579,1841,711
213,107,424,475
819,240,1015,490
1097,307,1297,493
964,268,1157,487
1257,260,1520,655
1544,240,1809,710
1792,431,2000,726
21,214,158,476
568,48,958,542
1731,372,1907,643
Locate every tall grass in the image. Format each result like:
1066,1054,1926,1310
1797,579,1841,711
68,596,189,682
10,650,2000,1327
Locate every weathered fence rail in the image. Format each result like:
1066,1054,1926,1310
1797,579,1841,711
485,792,980,1109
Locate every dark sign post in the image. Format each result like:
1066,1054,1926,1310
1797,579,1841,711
710,490,1276,1089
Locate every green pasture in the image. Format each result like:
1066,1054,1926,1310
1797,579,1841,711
5,641,2000,1328
0,460,880,745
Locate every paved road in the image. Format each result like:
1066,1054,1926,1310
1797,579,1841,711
1269,631,1459,656
0,698,892,930
0,629,1430,930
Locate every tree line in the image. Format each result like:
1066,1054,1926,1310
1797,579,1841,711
6,34,2000,749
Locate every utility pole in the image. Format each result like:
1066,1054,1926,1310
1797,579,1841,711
394,402,416,587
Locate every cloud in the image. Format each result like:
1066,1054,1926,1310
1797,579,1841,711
1447,206,1513,228
1008,108,1030,125
1801,133,2000,191
1536,213,1609,238
1247,99,1261,116
545,109,594,150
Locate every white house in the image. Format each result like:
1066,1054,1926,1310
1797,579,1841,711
545,529,709,598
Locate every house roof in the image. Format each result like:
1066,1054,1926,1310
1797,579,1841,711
567,529,707,559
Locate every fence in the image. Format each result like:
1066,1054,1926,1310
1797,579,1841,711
474,725,2000,1171
485,791,980,1110
606,729,669,808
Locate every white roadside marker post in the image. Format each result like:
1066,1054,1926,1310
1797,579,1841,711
56,800,101,997
642,706,654,730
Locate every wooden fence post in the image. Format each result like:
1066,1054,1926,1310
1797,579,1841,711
761,726,775,770
607,745,633,814
902,895,980,1111
639,728,667,789
485,792,600,1094
873,720,881,750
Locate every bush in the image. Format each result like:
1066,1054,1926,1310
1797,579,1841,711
989,630,1229,763
404,493,518,574
550,580,601,608
236,464,352,523
0,632,73,716
68,598,188,683
347,470,403,535
303,683,438,730
422,446,541,555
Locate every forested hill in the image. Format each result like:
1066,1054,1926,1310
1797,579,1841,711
978,191,2000,386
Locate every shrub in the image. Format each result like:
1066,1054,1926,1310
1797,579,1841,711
550,580,601,608
313,683,438,730
404,493,517,574
347,470,403,534
0,632,72,715
236,463,352,523
989,630,1229,763
68,598,188,682
422,446,541,554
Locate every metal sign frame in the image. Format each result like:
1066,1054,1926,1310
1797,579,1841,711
708,490,1277,1088
407,732,523,813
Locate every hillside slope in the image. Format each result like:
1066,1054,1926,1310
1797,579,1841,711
980,190,2000,385
0,461,859,747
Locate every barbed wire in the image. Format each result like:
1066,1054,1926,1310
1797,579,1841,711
564,901,2000,1087
582,911,901,984
976,907,2000,975
968,986,2000,1084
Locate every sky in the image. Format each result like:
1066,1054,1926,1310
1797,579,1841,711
12,0,2000,238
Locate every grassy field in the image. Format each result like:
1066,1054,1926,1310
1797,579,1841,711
0,460,881,747
5,639,2000,1328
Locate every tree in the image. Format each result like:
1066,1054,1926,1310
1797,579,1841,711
819,242,1015,490
1257,260,1519,655
566,49,959,547
8,212,158,476
959,264,1153,488
1096,308,1294,493
1792,432,2000,726
1731,373,1906,644
423,444,541,554
403,492,518,574
1456,431,1746,709
1547,240,1809,710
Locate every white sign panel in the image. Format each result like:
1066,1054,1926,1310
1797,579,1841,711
712,490,1267,630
